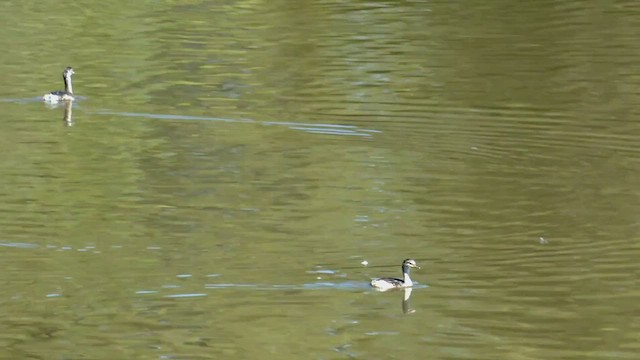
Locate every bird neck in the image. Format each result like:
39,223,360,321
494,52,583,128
402,265,413,286
64,74,73,94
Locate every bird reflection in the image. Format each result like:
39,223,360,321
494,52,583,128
44,99,75,126
62,100,74,126
401,287,415,314
373,286,416,314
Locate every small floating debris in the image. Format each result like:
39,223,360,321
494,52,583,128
539,237,549,245
46,293,62,298
361,260,368,266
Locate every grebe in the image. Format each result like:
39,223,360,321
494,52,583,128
43,67,75,103
370,259,420,290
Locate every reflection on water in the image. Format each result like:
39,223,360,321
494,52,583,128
95,110,379,137
42,97,75,126
0,0,640,359
62,101,73,126
402,288,415,314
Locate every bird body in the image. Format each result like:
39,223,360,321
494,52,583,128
43,67,75,103
370,259,420,290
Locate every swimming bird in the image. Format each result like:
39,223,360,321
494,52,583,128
43,67,75,103
370,259,420,290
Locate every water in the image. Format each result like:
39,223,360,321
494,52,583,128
1,0,639,359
